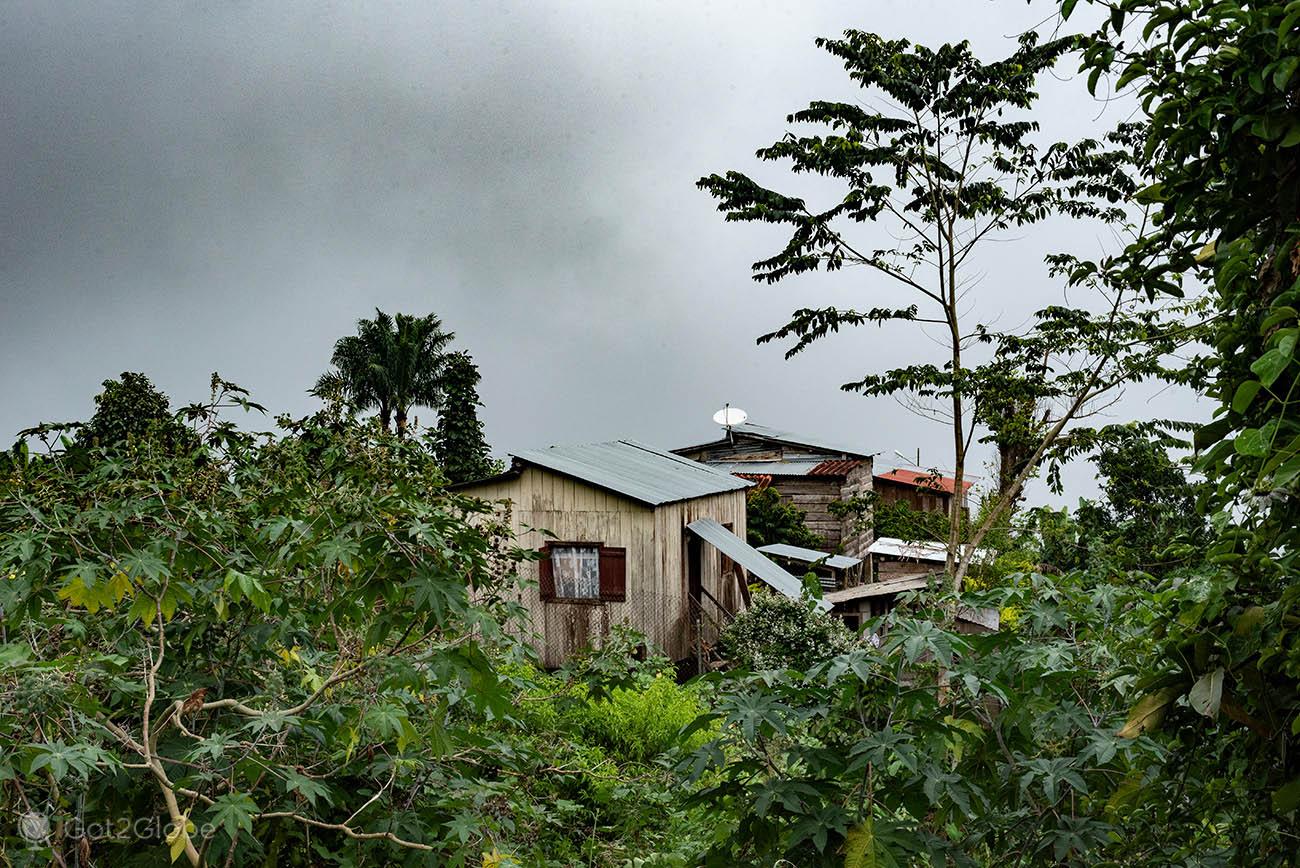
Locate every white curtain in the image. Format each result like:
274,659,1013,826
552,545,600,598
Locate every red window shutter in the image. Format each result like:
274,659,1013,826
538,545,556,601
598,546,627,601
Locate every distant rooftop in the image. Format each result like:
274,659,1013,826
677,421,874,459
868,536,991,562
875,468,973,494
506,439,751,506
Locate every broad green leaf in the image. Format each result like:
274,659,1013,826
1273,778,1300,814
1274,56,1299,91
1188,668,1224,718
1233,380,1263,414
207,792,258,840
1250,348,1290,387
1234,429,1268,458
1118,687,1180,738
284,770,333,808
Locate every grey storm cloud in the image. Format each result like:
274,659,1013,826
0,0,1207,501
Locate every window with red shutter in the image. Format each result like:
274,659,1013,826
598,546,626,601
539,542,612,602
537,544,556,601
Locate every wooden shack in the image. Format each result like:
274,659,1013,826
674,422,876,558
456,439,813,667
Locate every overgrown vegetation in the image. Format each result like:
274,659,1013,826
6,1,1300,863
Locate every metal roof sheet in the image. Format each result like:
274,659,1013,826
512,440,751,506
710,460,827,476
728,422,873,458
757,543,862,571
808,459,862,476
676,422,873,459
686,518,832,612
867,537,992,563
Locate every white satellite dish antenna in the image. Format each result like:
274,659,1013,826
712,405,748,428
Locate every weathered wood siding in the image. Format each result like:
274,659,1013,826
460,467,747,667
766,476,844,547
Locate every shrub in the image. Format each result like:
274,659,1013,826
566,675,713,764
719,592,858,671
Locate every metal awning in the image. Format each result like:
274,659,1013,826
757,543,862,571
686,518,831,612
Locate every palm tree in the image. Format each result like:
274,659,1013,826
312,310,454,436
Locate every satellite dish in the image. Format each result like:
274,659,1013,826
713,405,748,428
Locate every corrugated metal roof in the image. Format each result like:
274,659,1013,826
512,440,751,506
711,460,828,476
757,543,862,571
958,607,1001,631
675,422,874,459
808,459,862,476
729,423,873,458
867,537,992,562
686,518,832,612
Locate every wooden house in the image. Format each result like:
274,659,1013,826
456,439,814,667
674,422,876,558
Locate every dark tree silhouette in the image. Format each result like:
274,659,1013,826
430,351,498,483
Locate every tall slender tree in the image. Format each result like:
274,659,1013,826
430,351,498,483
698,32,1194,590
312,310,454,436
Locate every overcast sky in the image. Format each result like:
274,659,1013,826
0,1,1207,502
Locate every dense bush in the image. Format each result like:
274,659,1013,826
568,675,713,764
718,591,858,671
745,486,824,549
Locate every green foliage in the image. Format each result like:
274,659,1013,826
745,485,824,549
565,675,714,765
0,380,544,864
873,499,950,543
430,351,501,484
718,592,857,671
1055,0,1300,843
312,308,454,436
685,572,1197,865
72,371,199,454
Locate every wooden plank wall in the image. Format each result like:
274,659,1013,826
766,476,844,548
460,467,747,667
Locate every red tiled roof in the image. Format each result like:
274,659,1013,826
874,468,973,494
808,459,862,476
734,473,772,489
